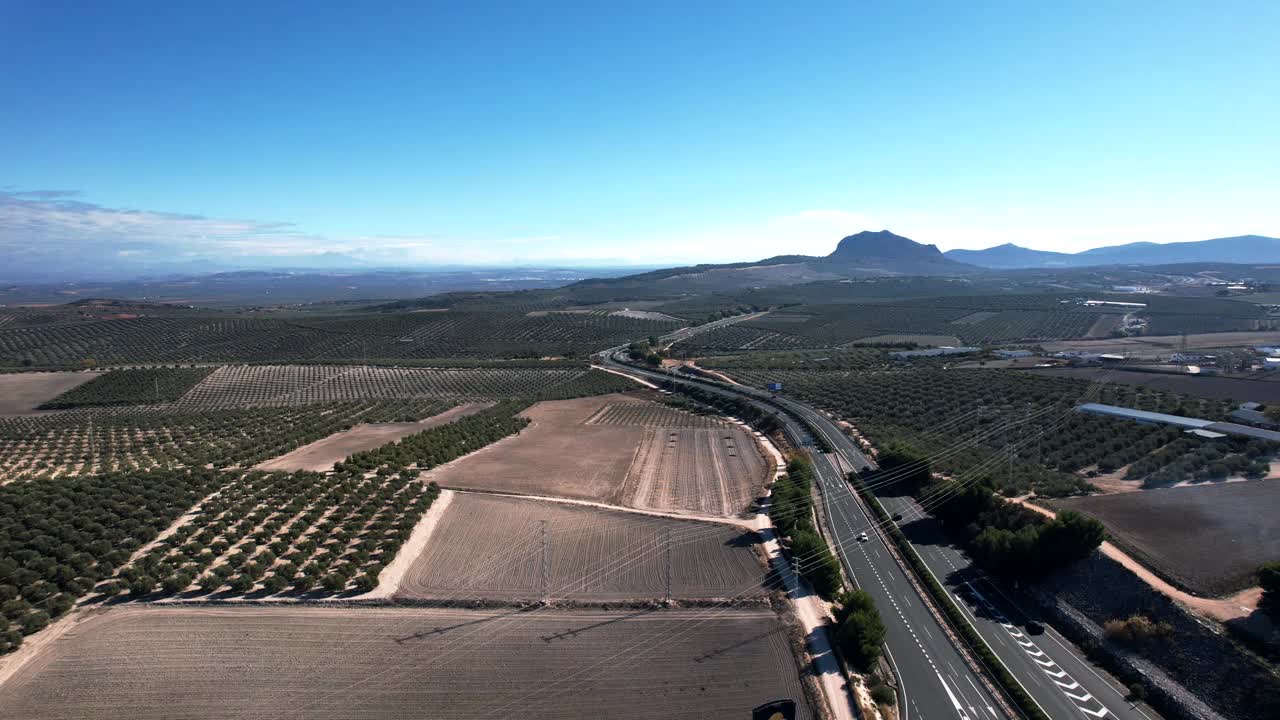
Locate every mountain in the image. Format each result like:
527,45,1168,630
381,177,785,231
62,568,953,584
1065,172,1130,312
569,230,979,295
945,235,1280,269
944,243,1075,269
823,230,976,275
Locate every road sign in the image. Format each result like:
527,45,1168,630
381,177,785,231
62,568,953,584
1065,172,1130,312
767,382,783,391
752,699,796,720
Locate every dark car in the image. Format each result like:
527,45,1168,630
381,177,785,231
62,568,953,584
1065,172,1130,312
892,513,903,522
1026,621,1045,635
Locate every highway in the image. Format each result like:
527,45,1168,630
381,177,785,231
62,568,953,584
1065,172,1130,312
601,350,1009,720
603,319,1157,720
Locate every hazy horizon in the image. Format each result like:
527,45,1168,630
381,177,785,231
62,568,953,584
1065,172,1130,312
3,3,1277,272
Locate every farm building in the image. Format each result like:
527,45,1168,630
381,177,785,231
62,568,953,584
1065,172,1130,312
994,349,1033,359
1230,407,1278,430
1077,402,1280,443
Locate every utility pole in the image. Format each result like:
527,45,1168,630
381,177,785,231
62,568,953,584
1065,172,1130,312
664,526,672,605
540,520,549,605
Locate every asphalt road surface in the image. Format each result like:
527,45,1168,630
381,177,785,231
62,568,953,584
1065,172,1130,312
603,353,1006,720
604,322,1158,720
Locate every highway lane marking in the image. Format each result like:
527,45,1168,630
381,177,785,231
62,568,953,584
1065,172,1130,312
821,463,994,718
964,676,1000,720
965,584,1111,718
937,671,974,720
898,490,1122,720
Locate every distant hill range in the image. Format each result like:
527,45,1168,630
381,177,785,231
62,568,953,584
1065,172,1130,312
579,230,979,293
944,234,1280,269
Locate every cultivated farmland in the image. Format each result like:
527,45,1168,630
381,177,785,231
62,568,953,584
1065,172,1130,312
39,367,215,408
0,310,681,367
424,394,649,503
425,394,770,515
625,428,769,516
255,403,488,472
1053,480,1280,596
720,366,1256,495
0,399,452,480
0,371,100,416
396,492,765,603
0,605,813,720
177,364,594,408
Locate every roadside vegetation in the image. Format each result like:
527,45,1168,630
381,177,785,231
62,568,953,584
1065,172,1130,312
771,458,842,599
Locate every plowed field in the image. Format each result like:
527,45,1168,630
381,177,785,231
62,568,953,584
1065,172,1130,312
626,427,769,516
0,605,813,720
425,394,770,516
425,394,647,504
1054,480,1280,595
0,371,100,416
396,492,766,602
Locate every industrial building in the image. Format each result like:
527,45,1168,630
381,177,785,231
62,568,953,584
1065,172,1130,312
1077,402,1280,443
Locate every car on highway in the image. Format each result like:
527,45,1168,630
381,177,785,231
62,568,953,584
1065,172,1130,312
857,532,869,542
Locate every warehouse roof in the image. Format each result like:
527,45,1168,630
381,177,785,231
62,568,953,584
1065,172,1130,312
1077,403,1280,442
1075,403,1214,428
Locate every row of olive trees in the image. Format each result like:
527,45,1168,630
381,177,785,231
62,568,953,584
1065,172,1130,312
0,468,228,655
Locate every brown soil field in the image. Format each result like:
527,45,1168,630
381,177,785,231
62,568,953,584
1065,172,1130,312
1053,480,1280,596
255,402,486,472
397,492,765,602
1025,366,1280,403
0,371,101,416
1042,330,1280,358
585,401,726,428
426,394,647,504
0,605,812,720
625,427,769,516
426,394,770,516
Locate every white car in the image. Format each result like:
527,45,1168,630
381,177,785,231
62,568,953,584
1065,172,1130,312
857,532,869,542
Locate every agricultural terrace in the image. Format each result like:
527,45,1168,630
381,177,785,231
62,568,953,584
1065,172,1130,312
1053,481,1280,596
38,367,215,409
0,371,101,416
723,366,1277,495
425,394,770,516
176,364,593,408
397,493,765,603
0,399,453,480
0,310,681,368
111,403,534,599
0,469,228,655
0,605,813,720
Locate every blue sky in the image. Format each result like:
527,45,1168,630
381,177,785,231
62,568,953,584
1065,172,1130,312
2,1,1277,268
